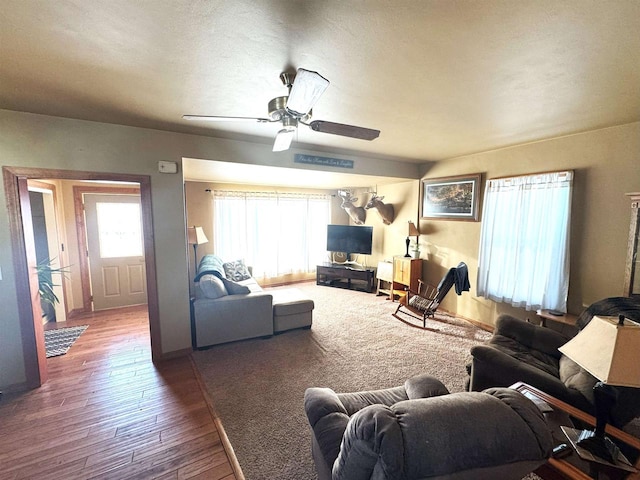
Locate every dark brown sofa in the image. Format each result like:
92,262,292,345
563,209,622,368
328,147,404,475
467,297,640,428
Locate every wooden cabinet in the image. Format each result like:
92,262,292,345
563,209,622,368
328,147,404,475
624,192,640,297
391,257,422,301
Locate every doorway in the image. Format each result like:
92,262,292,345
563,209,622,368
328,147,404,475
3,166,161,389
84,193,147,310
27,180,68,324
73,186,147,311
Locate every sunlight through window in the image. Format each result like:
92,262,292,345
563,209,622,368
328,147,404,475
96,202,143,258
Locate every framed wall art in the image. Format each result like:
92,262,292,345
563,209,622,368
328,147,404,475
420,173,482,221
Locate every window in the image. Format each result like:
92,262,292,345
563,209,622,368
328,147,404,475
477,171,573,311
95,202,143,258
212,190,330,279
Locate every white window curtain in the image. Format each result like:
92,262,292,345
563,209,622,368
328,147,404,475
477,171,573,312
212,190,330,279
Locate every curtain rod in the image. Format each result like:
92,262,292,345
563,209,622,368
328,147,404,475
211,190,329,198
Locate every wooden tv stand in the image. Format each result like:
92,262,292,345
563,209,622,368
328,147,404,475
316,263,375,293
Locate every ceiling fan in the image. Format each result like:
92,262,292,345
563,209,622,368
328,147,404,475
183,68,380,152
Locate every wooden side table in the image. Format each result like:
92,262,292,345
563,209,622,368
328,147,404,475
536,309,578,328
511,382,640,480
376,260,393,296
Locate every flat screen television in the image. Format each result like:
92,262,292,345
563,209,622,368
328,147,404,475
326,224,373,259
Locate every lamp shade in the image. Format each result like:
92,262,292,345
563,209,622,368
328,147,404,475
408,221,420,237
187,226,208,245
285,68,330,116
558,315,640,387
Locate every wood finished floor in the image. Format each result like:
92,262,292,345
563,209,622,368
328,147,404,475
0,306,239,480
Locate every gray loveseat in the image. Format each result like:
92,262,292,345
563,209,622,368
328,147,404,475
304,374,552,480
192,255,273,347
192,255,314,348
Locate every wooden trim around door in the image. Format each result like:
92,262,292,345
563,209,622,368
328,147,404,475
2,166,162,389
3,172,48,387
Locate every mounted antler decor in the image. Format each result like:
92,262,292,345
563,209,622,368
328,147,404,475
365,193,395,225
337,190,366,225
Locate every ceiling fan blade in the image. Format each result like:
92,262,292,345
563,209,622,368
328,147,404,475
182,115,272,123
308,120,380,141
286,69,330,117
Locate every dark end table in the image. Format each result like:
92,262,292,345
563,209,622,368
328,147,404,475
511,382,640,480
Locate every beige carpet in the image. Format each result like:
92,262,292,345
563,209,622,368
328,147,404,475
193,282,544,480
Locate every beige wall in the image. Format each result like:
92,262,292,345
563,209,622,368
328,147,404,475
185,180,420,281
365,181,421,268
0,109,418,389
2,107,636,389
414,122,640,328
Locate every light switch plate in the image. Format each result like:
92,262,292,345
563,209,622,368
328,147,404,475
158,161,178,174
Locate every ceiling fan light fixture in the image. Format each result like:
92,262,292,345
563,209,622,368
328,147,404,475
273,127,296,152
285,68,330,117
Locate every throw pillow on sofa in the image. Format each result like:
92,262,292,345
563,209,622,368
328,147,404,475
223,259,252,282
221,277,251,294
199,274,228,299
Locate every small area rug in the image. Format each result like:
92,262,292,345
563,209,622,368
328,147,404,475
193,283,522,480
44,325,88,357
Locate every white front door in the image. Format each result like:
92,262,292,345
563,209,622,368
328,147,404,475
84,194,147,310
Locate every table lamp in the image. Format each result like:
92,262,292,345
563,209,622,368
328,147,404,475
558,314,640,463
405,221,420,257
187,226,208,275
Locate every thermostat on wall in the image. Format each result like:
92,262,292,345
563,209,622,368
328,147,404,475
158,161,178,174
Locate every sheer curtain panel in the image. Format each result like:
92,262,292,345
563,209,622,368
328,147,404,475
477,171,573,312
212,191,330,279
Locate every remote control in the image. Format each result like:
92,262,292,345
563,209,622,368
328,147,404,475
552,443,572,459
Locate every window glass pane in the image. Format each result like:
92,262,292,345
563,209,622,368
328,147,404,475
96,202,143,258
477,171,572,311
212,191,330,278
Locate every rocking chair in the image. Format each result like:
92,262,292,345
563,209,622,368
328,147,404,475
393,262,468,329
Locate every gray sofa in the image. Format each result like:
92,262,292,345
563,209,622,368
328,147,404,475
192,255,313,348
304,374,552,480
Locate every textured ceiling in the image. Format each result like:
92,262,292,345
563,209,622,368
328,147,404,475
1,0,639,163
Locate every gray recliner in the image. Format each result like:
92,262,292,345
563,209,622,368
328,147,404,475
304,374,552,480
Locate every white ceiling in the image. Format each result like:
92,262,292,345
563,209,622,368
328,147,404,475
2,0,639,165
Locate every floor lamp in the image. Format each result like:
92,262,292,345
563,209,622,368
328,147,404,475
558,314,640,464
187,226,208,277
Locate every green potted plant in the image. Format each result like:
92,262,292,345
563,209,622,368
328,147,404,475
35,258,69,321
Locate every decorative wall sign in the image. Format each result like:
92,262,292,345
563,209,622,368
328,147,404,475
294,154,354,169
420,174,482,221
